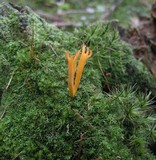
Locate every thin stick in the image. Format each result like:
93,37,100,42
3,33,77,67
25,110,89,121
100,0,124,19
6,70,15,91
77,132,87,159
12,151,23,160
0,107,6,120
50,43,58,56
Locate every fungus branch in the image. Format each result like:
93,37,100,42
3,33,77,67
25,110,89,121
66,44,92,97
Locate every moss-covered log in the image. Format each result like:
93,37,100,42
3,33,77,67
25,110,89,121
0,3,155,160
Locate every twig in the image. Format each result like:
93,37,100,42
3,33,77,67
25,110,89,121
49,43,58,56
36,10,63,22
52,21,81,27
0,107,7,120
6,70,15,91
72,109,96,131
12,151,23,160
72,109,85,122
57,9,89,15
97,55,111,92
77,132,87,160
100,0,124,20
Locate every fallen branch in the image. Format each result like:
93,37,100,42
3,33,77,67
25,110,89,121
36,10,63,22
36,10,81,27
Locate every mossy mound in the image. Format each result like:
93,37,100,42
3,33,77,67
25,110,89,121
0,3,155,160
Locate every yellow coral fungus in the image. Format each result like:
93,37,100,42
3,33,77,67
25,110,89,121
66,44,92,97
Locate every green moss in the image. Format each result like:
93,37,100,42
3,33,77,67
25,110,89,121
73,21,156,95
0,3,155,160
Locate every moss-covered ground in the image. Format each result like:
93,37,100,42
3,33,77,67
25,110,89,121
0,2,156,160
